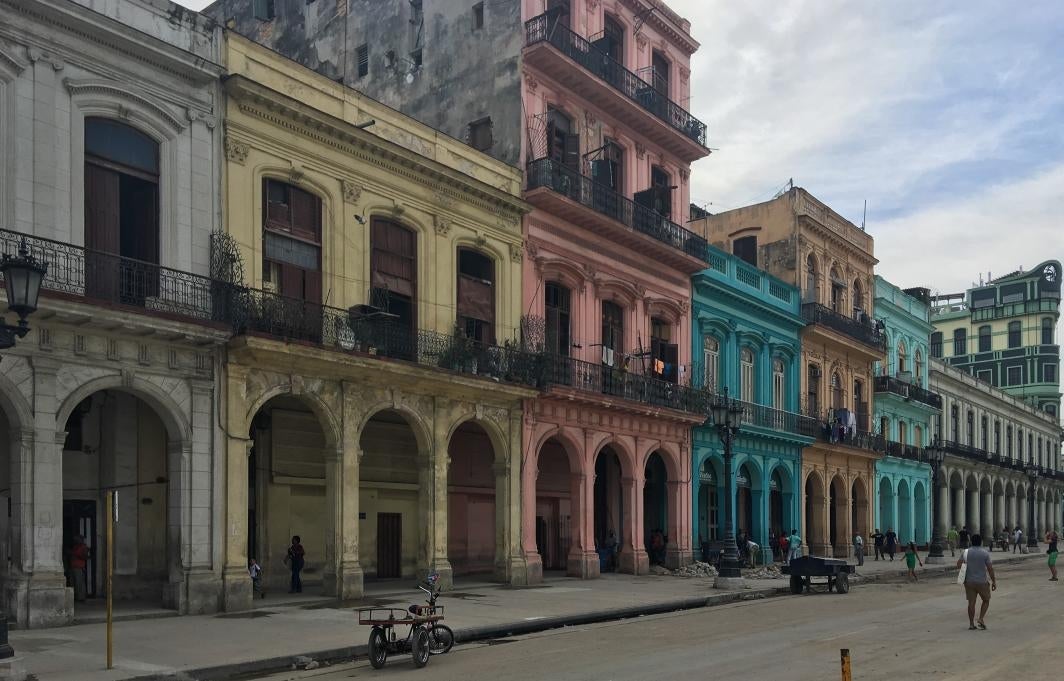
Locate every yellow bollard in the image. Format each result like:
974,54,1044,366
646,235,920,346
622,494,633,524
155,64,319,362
841,648,852,681
106,490,115,670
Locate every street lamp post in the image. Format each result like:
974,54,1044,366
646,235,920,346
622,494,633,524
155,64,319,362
925,441,947,564
0,239,48,351
1026,464,1040,549
711,387,746,590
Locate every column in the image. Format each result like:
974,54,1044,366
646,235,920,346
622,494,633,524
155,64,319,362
424,400,452,586
968,490,980,537
981,490,993,543
322,449,340,596
664,479,689,568
222,365,252,612
619,474,649,575
183,381,218,613
954,486,965,529
497,410,528,585
567,470,598,578
520,413,543,583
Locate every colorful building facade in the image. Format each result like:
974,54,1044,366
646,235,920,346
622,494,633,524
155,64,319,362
690,246,813,557
692,188,886,557
218,34,534,608
872,277,938,545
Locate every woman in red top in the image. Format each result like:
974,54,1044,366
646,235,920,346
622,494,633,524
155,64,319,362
67,535,90,602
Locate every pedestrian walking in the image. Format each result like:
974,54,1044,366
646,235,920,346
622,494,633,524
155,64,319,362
958,526,970,549
284,535,305,594
872,528,885,560
946,526,959,557
66,535,90,602
852,532,865,568
779,532,790,564
1012,526,1023,553
903,542,923,582
957,534,996,631
885,527,898,561
249,558,265,598
787,528,802,563
1047,530,1059,581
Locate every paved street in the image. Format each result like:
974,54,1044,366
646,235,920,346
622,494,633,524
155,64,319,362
249,560,1061,681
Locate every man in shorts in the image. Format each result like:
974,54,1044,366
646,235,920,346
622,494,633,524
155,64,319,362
957,533,996,630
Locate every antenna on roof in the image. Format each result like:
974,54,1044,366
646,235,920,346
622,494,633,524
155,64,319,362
861,199,867,231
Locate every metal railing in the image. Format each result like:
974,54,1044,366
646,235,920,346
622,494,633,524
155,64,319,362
801,303,886,350
526,158,709,262
524,13,708,147
873,375,943,409
540,353,711,414
732,399,819,438
0,228,216,321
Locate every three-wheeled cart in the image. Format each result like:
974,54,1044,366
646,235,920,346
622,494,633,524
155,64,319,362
782,555,855,594
358,605,446,669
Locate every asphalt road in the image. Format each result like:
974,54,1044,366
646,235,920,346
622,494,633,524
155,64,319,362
250,560,1062,681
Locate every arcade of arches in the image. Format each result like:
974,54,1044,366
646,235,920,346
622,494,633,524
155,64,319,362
801,456,875,558
222,343,533,611
939,461,1060,543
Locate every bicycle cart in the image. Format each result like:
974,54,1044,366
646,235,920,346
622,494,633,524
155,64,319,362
358,605,446,669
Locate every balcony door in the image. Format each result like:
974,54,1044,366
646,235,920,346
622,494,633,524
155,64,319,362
591,140,624,221
84,117,159,303
457,249,495,344
546,0,570,31
650,317,677,383
371,218,417,356
545,282,571,356
261,179,323,341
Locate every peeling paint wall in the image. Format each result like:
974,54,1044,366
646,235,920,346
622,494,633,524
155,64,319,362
208,0,524,166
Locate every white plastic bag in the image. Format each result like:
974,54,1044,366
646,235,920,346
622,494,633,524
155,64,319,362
956,549,968,584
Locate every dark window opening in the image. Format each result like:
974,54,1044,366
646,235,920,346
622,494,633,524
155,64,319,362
545,282,571,356
978,325,991,352
469,117,493,151
457,249,495,344
980,415,988,451
63,399,92,452
1042,317,1054,345
930,332,943,358
262,179,323,304
650,317,678,383
953,329,966,356
1007,321,1021,348
253,0,275,20
546,107,579,170
595,15,625,64
601,301,624,356
1006,425,1013,457
546,0,570,30
370,218,417,335
733,236,757,267
807,364,820,416
1046,364,1058,383
1006,366,1021,386
950,405,959,442
994,421,1000,454
651,49,670,95
634,165,673,220
410,49,423,67
357,44,369,78
472,2,484,30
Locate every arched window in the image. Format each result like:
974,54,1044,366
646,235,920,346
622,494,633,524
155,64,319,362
84,117,160,299
546,106,578,171
740,347,755,403
457,248,495,343
1007,321,1021,348
651,317,678,383
703,337,719,391
978,325,992,353
807,363,821,416
371,217,416,334
545,281,571,356
914,349,924,383
1042,317,1054,345
953,328,967,356
805,254,819,303
829,266,844,312
897,340,908,376
830,371,844,410
852,278,863,318
914,424,923,447
772,358,785,410
601,300,624,358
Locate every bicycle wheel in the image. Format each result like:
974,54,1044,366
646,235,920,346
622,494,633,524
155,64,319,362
368,627,388,669
412,627,430,668
428,624,454,654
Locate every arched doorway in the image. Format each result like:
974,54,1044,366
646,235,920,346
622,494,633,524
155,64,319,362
878,477,894,535
535,437,575,573
851,477,868,540
914,482,928,546
897,479,912,544
804,472,825,555
60,390,172,608
643,452,667,566
247,396,334,593
696,457,721,545
593,447,624,566
736,463,753,539
829,475,847,556
769,467,787,540
447,421,498,577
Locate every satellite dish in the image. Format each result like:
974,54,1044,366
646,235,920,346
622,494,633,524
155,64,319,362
405,71,415,85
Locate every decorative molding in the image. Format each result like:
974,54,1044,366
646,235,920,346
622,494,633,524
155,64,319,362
26,46,63,71
679,66,690,83
584,111,596,130
186,108,216,129
341,179,363,203
0,46,29,76
432,189,456,209
679,169,689,185
64,79,186,131
635,143,646,160
224,136,249,165
509,242,523,263
524,72,539,94
433,214,451,236
636,34,648,50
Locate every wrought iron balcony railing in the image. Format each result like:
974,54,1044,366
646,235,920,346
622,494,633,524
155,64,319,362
881,440,926,462
525,13,708,147
732,399,819,438
801,303,886,351
526,158,709,262
540,353,711,415
873,375,943,410
0,228,216,321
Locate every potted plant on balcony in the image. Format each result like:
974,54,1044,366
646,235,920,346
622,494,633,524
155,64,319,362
438,325,476,373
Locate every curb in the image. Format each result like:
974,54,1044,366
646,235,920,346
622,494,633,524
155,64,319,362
126,552,1045,681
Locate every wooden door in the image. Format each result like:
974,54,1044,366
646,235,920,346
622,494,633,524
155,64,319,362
376,512,402,579
84,163,120,301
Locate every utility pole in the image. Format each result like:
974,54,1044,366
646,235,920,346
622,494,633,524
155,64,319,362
106,490,116,670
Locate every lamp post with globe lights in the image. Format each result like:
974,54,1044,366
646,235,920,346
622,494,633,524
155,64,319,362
0,240,47,352
924,440,947,563
710,387,746,589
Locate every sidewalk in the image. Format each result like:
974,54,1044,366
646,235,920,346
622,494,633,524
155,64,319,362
0,550,1042,681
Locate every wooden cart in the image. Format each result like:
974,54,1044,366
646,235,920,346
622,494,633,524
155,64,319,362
782,555,855,594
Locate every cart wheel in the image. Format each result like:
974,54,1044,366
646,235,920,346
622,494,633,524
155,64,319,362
412,627,430,668
369,627,388,669
836,572,850,594
429,624,454,655
789,575,803,595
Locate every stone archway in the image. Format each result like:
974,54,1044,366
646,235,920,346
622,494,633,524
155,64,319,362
914,481,928,546
879,477,895,536
533,436,579,574
695,456,722,548
829,474,849,557
897,479,912,544
804,471,826,556
768,464,794,545
643,452,668,566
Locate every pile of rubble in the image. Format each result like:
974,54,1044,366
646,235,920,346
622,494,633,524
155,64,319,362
743,564,785,580
649,561,718,578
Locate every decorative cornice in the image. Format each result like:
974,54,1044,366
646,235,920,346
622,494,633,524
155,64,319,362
26,46,63,71
0,45,29,77
64,78,187,131
433,214,451,236
342,179,363,203
224,135,249,165
509,242,523,263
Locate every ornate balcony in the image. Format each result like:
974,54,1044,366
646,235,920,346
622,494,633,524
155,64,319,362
732,398,818,439
873,375,943,410
801,303,886,352
525,158,709,270
523,13,708,162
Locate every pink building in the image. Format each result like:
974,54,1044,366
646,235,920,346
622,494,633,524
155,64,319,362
519,0,712,581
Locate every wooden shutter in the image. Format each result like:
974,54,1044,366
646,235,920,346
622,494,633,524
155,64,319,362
85,163,121,300
371,220,416,298
289,186,320,240
664,343,679,382
563,132,580,170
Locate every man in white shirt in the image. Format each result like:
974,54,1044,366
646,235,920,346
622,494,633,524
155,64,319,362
853,532,865,567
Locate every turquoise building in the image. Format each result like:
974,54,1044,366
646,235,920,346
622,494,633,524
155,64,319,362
691,247,814,559
872,277,940,546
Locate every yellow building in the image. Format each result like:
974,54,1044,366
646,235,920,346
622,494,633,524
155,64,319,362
690,188,886,556
219,33,534,610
